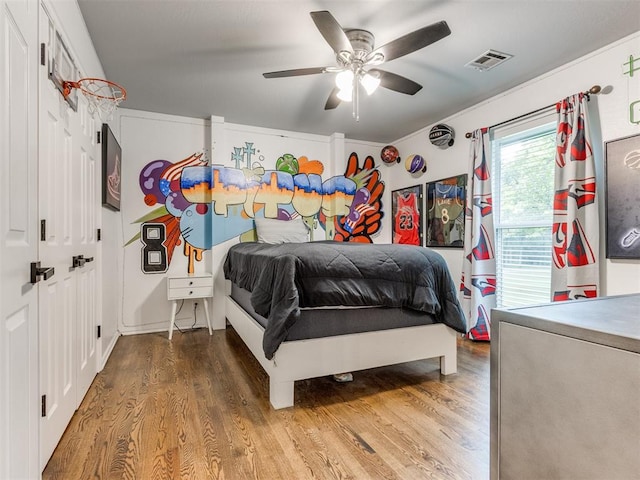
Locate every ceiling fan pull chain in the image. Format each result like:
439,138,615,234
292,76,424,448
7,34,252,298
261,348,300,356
353,76,359,121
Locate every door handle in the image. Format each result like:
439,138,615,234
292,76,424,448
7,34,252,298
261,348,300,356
84,256,94,263
31,261,55,284
72,255,86,268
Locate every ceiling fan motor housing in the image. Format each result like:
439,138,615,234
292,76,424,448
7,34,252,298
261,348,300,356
343,29,376,63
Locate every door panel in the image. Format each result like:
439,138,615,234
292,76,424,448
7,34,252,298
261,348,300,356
38,10,77,469
0,0,39,477
39,75,78,468
75,97,98,400
38,9,100,468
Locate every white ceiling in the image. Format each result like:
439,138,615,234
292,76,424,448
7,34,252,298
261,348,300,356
77,0,640,143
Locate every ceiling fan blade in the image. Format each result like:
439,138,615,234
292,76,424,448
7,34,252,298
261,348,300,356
310,10,353,54
371,21,451,63
263,67,328,78
370,69,422,95
324,87,341,110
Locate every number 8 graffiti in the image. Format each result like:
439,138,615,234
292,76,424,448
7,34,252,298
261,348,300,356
141,223,168,273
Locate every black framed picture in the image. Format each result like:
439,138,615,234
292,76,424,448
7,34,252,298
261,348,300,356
391,185,423,245
605,133,640,258
426,174,467,248
102,123,121,211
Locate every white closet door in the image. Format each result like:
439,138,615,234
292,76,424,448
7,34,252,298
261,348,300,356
0,0,39,478
74,93,98,401
38,7,101,469
38,9,78,469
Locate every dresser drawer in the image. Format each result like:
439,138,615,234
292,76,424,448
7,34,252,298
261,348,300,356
167,276,213,289
167,285,213,300
167,275,213,300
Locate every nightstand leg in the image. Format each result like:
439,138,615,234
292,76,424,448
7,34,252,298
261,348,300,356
203,298,212,335
169,300,178,340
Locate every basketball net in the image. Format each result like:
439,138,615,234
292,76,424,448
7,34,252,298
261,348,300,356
63,77,126,121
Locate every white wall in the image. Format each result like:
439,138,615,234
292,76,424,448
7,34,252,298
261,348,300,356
116,110,210,334
382,31,640,297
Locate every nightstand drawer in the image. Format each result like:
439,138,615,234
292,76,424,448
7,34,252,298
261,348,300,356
168,276,213,289
167,286,213,300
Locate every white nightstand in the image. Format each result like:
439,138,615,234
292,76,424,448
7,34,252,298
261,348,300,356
167,273,213,339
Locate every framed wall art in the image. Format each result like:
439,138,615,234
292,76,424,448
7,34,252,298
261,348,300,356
102,123,122,211
391,184,423,245
605,133,640,258
426,174,467,248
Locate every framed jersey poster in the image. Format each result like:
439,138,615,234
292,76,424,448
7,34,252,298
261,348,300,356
426,174,467,248
391,185,423,245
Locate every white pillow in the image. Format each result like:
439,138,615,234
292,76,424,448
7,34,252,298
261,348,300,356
255,217,309,244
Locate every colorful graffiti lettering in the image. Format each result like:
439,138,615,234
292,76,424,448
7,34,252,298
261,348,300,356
129,153,211,273
332,153,384,243
128,147,385,274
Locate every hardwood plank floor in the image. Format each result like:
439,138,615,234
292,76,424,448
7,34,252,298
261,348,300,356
42,326,490,480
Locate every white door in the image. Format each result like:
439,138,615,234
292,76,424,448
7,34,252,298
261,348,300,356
0,0,40,478
74,95,98,399
38,8,100,468
38,10,78,469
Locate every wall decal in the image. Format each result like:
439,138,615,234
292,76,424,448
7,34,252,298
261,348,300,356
140,223,168,273
332,153,385,243
128,153,211,274
129,146,385,273
623,54,640,124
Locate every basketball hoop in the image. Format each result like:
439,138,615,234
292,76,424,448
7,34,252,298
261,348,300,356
62,77,126,121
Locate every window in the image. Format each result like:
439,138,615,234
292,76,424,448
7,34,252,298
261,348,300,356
492,116,556,308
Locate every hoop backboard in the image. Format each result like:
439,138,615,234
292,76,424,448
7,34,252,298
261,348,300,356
48,31,78,111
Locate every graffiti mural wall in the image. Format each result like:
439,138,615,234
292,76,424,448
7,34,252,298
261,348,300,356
128,143,385,275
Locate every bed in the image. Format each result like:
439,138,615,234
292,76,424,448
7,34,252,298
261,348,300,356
223,240,467,409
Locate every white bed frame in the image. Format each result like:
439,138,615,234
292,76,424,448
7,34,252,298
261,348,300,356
225,295,459,409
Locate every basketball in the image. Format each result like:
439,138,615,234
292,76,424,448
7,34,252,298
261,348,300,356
405,154,427,174
429,124,455,148
380,145,400,164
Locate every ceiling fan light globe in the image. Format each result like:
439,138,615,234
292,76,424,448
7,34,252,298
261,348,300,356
361,73,381,95
337,87,352,102
335,70,354,91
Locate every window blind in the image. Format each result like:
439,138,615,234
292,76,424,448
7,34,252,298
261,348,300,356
492,121,556,308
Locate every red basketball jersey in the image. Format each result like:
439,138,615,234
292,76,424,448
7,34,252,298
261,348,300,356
394,193,420,245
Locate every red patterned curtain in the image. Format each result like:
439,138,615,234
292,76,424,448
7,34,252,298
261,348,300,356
460,128,495,341
552,93,599,301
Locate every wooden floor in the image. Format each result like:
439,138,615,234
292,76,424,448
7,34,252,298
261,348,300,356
43,326,490,480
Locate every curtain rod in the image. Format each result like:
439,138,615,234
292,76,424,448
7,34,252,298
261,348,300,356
464,85,602,139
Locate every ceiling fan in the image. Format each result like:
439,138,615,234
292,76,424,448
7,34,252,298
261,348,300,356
263,10,451,120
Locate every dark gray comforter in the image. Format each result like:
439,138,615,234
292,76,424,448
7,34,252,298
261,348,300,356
223,241,467,359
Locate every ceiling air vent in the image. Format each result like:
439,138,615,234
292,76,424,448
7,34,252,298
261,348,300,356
465,49,513,72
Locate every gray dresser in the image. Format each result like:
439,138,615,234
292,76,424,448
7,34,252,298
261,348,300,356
491,294,640,480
